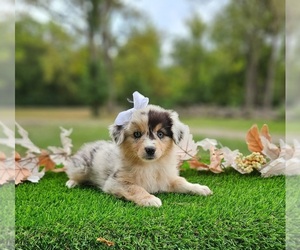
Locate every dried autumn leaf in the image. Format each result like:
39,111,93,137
14,152,45,184
0,152,14,185
246,124,263,152
292,139,300,158
208,147,224,173
286,157,300,176
0,151,5,161
260,124,271,142
285,140,300,176
260,136,280,160
176,125,198,161
259,140,288,177
15,123,41,154
15,152,21,161
21,153,45,183
260,157,285,177
96,237,114,247
15,157,31,185
219,147,240,168
38,150,56,171
188,147,223,173
0,122,15,148
48,127,73,166
280,139,294,159
27,164,45,183
59,127,73,155
188,158,210,171
197,138,218,151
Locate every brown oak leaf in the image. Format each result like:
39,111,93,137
260,124,271,142
38,150,56,171
15,152,31,185
188,157,210,171
246,124,264,152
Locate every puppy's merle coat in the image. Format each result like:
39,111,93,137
66,105,212,207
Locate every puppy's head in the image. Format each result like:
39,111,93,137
109,105,186,163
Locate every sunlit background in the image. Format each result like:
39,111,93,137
15,0,285,117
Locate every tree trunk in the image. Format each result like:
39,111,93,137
88,0,101,117
101,0,115,112
244,40,259,111
263,38,278,110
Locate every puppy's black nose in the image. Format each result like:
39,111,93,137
145,146,156,156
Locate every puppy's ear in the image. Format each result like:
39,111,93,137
109,124,125,145
169,111,187,144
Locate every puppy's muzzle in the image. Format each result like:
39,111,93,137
145,146,156,158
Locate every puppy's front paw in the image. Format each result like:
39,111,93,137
192,184,213,196
66,180,78,188
138,195,162,207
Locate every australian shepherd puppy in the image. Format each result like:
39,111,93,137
65,105,212,207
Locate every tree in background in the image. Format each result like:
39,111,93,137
0,16,15,107
211,0,285,110
262,0,285,109
171,14,208,105
15,0,285,115
16,16,86,105
84,0,125,116
18,0,128,116
114,25,170,106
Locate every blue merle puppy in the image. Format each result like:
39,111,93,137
65,105,212,207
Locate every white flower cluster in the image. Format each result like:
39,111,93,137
235,152,267,174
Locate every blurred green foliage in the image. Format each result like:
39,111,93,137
15,0,285,113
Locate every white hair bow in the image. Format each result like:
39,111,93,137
115,91,149,126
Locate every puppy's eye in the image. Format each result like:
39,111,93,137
133,131,142,139
157,131,164,139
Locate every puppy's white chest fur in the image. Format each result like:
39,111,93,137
122,157,178,194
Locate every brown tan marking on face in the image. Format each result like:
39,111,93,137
120,108,175,164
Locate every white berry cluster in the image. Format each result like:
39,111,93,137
235,152,267,173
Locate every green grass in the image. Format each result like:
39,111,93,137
0,184,15,250
15,170,285,249
183,117,285,134
14,108,286,249
286,176,300,249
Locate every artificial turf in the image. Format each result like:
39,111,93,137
14,111,286,249
15,169,285,249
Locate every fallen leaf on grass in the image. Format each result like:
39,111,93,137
260,124,271,142
188,158,210,171
0,152,14,185
197,138,218,151
219,147,240,168
286,140,300,176
176,125,198,161
260,157,285,177
15,152,31,185
208,147,224,173
96,237,114,247
246,124,264,152
48,127,73,166
15,123,41,154
38,150,56,171
260,136,280,160
188,147,223,173
260,139,300,177
0,122,15,148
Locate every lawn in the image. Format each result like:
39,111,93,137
14,108,286,249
